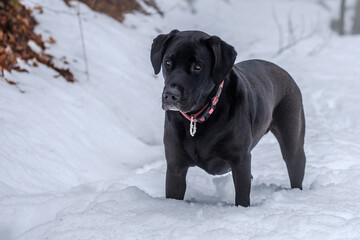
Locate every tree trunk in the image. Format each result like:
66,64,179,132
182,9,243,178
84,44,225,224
339,0,346,35
352,0,360,34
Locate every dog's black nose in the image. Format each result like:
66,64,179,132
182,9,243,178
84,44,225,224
163,88,181,104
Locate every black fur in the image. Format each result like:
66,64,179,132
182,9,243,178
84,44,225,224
150,30,306,207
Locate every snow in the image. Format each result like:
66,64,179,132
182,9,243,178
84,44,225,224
1,0,360,239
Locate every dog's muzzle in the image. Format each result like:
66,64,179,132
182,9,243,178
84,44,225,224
162,87,182,111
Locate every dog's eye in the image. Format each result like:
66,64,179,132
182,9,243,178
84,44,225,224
165,60,172,67
194,64,202,71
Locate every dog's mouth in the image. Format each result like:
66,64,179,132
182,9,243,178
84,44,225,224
162,101,195,112
162,97,206,113
162,102,181,112
162,103,203,114
162,105,180,111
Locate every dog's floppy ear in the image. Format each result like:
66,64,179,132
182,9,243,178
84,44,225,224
150,29,179,75
205,36,237,85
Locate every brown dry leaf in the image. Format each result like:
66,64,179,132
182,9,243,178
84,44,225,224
55,68,75,82
0,54,6,63
7,33,15,42
13,66,29,73
42,53,53,59
47,37,56,44
22,18,30,27
4,78,17,85
33,6,43,14
15,44,23,51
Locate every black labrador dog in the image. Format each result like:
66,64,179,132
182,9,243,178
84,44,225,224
150,30,306,207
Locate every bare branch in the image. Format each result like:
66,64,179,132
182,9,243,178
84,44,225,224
75,2,90,82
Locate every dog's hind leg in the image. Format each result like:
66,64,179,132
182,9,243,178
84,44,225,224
270,95,306,189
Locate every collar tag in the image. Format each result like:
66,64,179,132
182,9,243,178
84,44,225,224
190,116,197,137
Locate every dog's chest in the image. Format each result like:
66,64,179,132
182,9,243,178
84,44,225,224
184,137,231,175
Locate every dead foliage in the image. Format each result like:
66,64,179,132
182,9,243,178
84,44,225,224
65,0,163,22
0,0,75,88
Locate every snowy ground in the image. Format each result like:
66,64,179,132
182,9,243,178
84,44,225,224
1,0,360,239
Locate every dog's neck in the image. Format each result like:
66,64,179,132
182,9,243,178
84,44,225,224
180,80,225,136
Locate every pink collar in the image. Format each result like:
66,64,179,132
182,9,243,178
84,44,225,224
180,80,224,136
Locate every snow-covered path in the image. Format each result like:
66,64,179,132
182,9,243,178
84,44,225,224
1,0,360,239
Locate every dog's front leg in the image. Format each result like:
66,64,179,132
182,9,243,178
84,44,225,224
230,153,252,207
165,164,189,200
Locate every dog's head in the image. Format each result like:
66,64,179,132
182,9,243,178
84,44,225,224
150,30,237,113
